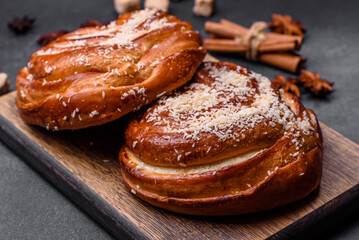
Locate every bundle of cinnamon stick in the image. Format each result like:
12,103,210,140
204,19,306,73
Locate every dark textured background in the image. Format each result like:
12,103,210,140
0,0,358,239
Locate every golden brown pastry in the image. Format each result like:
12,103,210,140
16,9,206,130
120,61,323,215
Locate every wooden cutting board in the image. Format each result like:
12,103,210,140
1,88,359,239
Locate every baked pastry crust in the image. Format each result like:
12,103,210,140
16,9,206,130
120,62,323,215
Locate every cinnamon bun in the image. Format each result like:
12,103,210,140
16,9,205,130
120,62,322,215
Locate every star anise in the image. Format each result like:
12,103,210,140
81,19,111,28
268,14,307,36
37,30,69,46
298,70,333,96
271,75,301,97
8,16,35,33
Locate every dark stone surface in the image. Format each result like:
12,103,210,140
0,0,358,239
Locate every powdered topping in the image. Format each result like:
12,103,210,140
145,62,314,141
35,9,176,56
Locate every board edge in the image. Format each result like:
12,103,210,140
0,113,149,240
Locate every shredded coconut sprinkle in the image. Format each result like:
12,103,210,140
145,63,314,142
89,110,99,117
36,9,176,56
44,66,52,73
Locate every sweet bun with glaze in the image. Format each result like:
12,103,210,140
120,61,323,215
16,9,206,130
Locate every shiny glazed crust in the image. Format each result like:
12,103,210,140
120,62,323,215
16,9,206,130
120,145,322,215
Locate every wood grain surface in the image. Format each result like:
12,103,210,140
1,88,359,239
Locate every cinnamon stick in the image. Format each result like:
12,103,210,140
210,33,230,39
204,38,296,53
205,21,237,38
205,20,303,49
204,19,305,73
220,19,303,47
204,52,304,73
258,53,305,73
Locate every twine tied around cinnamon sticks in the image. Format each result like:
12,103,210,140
204,19,305,73
234,21,267,61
